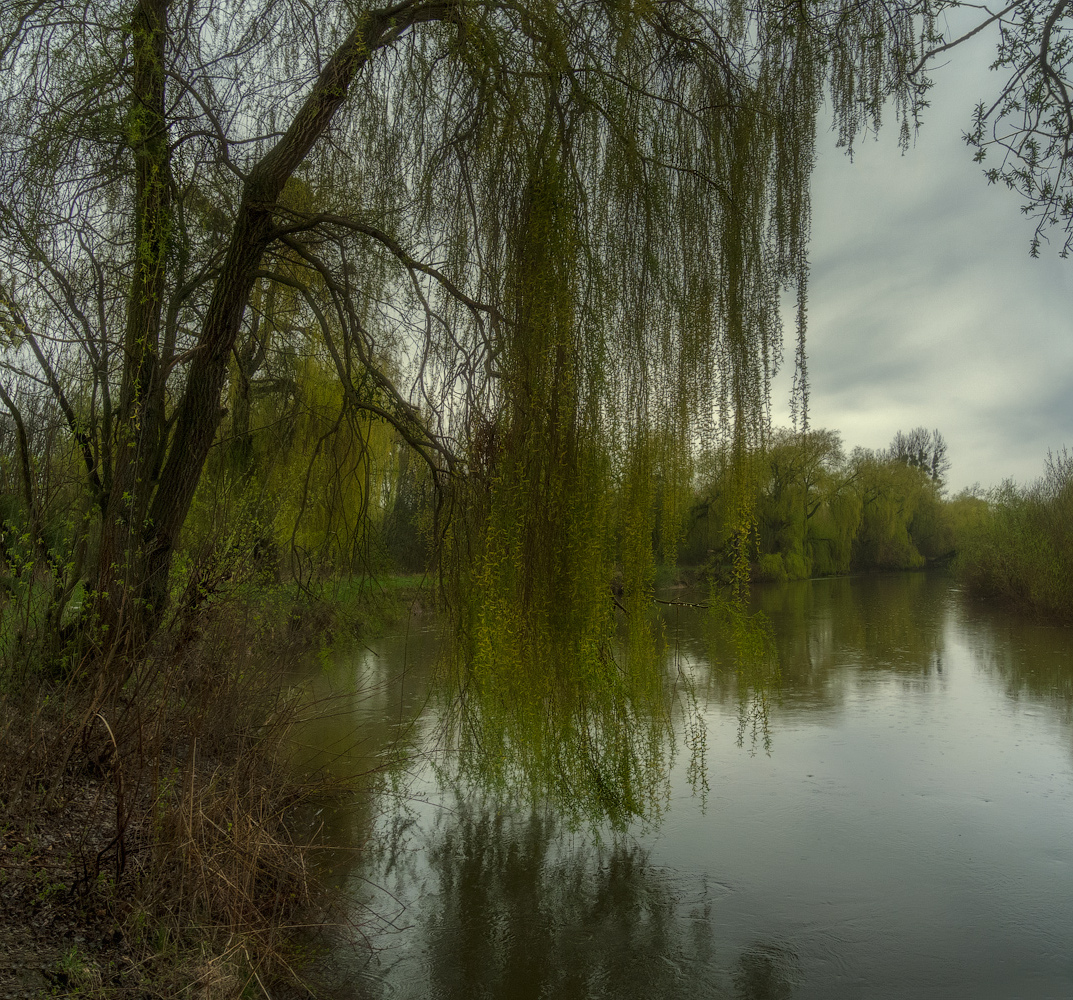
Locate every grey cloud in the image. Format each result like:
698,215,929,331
776,39,1073,492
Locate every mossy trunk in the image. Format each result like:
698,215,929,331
93,0,171,656
93,6,414,660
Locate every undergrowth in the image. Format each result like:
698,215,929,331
0,577,423,997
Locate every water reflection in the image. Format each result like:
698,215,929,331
432,587,794,828
300,573,1073,998
733,944,801,1000
952,596,1073,731
653,576,956,751
956,597,1073,691
433,613,692,831
770,572,945,667
294,624,442,866
351,804,800,1000
722,573,952,716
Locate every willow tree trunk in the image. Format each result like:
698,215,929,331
92,3,444,660
93,0,171,656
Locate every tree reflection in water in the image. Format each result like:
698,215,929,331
314,574,1073,997
356,804,799,1000
432,590,778,831
322,597,790,997
733,944,801,1000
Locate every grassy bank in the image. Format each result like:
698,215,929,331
0,575,428,998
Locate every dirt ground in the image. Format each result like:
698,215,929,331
0,773,152,997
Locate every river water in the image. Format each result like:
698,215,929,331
303,573,1073,999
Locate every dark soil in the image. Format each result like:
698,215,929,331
1,773,150,997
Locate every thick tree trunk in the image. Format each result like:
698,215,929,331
93,4,450,659
93,0,171,657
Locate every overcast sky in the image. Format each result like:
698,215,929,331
769,27,1073,494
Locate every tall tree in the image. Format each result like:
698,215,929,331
888,427,950,487
0,0,934,659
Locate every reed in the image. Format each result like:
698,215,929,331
0,585,363,997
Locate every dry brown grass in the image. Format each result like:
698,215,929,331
0,591,355,998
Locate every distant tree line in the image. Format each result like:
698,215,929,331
677,427,957,581
2,389,1070,671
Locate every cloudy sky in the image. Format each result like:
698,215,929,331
769,26,1073,494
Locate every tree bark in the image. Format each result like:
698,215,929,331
95,2,454,657
94,0,171,656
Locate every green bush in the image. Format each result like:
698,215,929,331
755,553,788,583
954,451,1073,621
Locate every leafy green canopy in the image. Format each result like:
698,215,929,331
373,2,933,824
0,0,931,493
0,0,931,810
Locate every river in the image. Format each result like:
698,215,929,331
300,572,1073,999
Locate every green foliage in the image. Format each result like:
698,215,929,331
754,428,848,578
259,356,396,574
203,318,428,586
443,441,676,830
441,160,675,827
808,480,862,576
908,483,955,561
0,0,940,666
686,427,955,580
0,0,953,833
756,552,790,583
705,586,780,751
954,451,1073,620
850,449,929,570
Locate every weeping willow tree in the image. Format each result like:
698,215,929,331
0,2,930,741
405,5,931,825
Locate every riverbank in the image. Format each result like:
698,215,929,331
0,576,429,998
951,452,1073,624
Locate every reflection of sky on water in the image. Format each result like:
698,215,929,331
338,803,803,1000
307,575,1073,999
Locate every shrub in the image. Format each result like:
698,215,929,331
954,451,1073,621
